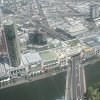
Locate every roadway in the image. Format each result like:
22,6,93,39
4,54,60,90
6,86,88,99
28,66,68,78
65,55,85,100
65,67,72,100
34,0,49,27
71,55,84,100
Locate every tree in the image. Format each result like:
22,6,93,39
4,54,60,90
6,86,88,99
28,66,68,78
87,87,94,100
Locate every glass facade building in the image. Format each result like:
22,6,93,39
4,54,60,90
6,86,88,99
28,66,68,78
4,20,20,67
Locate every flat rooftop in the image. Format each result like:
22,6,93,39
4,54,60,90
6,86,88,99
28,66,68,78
67,39,80,47
21,51,42,65
83,48,93,53
0,63,7,77
39,50,57,62
68,25,87,35
4,20,13,25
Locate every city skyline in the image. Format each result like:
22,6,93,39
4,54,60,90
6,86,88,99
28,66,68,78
0,0,100,100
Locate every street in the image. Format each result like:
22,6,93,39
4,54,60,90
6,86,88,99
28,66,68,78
65,55,85,100
71,55,85,100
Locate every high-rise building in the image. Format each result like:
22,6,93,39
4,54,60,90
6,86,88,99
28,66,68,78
1,29,7,52
4,20,21,67
0,8,3,52
0,8,2,25
28,29,47,45
38,29,47,44
90,4,99,19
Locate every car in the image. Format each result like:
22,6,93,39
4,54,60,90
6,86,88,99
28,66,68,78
78,83,80,86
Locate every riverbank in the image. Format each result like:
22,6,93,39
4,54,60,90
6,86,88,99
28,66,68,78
0,67,67,90
0,71,66,100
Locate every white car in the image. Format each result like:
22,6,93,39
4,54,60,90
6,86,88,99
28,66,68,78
78,83,80,86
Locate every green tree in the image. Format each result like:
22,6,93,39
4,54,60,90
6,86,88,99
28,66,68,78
87,87,94,100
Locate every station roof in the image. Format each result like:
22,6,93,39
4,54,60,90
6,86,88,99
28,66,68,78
21,51,42,65
39,50,57,62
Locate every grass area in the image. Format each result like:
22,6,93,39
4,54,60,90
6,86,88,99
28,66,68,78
39,50,57,62
85,61,100,87
68,39,80,47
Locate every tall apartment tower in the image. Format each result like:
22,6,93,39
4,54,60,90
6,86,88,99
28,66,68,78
90,4,99,19
4,20,21,67
0,9,2,25
1,29,7,52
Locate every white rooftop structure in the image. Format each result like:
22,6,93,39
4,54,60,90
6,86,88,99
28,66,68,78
0,63,7,77
21,51,43,65
68,25,87,34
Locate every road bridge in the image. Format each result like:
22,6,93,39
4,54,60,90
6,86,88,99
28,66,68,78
65,55,86,100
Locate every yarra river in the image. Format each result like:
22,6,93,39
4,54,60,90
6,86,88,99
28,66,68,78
0,60,99,100
85,61,100,87
0,72,66,100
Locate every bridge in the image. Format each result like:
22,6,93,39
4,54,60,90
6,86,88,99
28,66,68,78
65,55,86,100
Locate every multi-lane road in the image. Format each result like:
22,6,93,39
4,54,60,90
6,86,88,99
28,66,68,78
71,55,84,100
65,55,85,100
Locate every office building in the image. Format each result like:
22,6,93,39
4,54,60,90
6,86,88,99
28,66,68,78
4,20,21,67
0,8,2,25
29,29,47,45
0,29,7,52
38,29,47,45
90,4,99,19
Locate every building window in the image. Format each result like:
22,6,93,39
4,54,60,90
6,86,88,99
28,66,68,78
14,70,16,73
17,70,19,72
20,69,22,71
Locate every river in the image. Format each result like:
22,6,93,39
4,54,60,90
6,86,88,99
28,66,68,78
0,72,66,100
85,61,100,87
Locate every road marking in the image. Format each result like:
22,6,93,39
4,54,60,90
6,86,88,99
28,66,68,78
79,64,83,100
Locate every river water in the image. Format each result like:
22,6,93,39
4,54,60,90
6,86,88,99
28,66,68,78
85,61,100,87
0,72,66,100
1,61,99,100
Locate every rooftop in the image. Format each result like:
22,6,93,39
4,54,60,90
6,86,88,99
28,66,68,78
54,48,66,59
68,24,87,35
21,51,42,65
39,50,57,62
4,20,13,25
68,39,80,47
83,48,93,53
0,63,7,77
96,36,100,42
